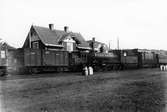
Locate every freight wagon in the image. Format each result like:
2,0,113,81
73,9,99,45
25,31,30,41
120,49,139,69
158,54,167,65
137,49,158,68
20,49,90,73
112,49,158,69
23,48,69,73
11,48,24,74
157,51,167,66
0,42,16,76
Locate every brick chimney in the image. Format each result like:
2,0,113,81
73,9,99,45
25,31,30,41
49,24,54,30
64,26,69,32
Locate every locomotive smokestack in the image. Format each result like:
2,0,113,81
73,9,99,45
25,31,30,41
92,37,95,42
92,37,95,51
49,24,54,30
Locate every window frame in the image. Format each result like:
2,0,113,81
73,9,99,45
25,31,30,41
32,41,39,49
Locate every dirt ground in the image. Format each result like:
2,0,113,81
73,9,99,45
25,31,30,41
0,68,167,112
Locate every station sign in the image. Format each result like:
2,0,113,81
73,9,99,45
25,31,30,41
95,53,117,58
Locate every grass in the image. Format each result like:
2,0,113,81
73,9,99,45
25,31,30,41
0,69,166,112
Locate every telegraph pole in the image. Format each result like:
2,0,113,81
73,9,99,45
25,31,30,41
108,40,111,50
117,36,119,50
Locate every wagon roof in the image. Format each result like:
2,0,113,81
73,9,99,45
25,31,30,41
0,40,16,50
32,25,90,49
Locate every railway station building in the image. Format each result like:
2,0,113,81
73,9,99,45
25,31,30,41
23,24,91,52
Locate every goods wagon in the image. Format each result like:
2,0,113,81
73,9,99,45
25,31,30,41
24,49,42,67
0,51,8,75
43,50,69,66
24,48,69,73
0,43,16,76
137,50,158,68
119,49,139,69
157,53,167,65
6,49,22,74
0,46,9,75
11,49,24,74
92,52,120,71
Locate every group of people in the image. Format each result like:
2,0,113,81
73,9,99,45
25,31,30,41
82,66,93,76
160,65,167,71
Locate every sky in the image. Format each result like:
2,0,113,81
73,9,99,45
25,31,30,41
1,0,167,50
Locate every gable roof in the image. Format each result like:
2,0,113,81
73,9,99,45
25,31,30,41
31,25,90,49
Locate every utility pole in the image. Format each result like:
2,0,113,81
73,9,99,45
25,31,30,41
108,40,111,50
117,36,119,50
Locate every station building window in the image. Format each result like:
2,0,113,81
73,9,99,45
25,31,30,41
1,50,6,58
66,42,73,52
32,41,39,49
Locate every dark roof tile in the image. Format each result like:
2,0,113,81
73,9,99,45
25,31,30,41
32,25,90,49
